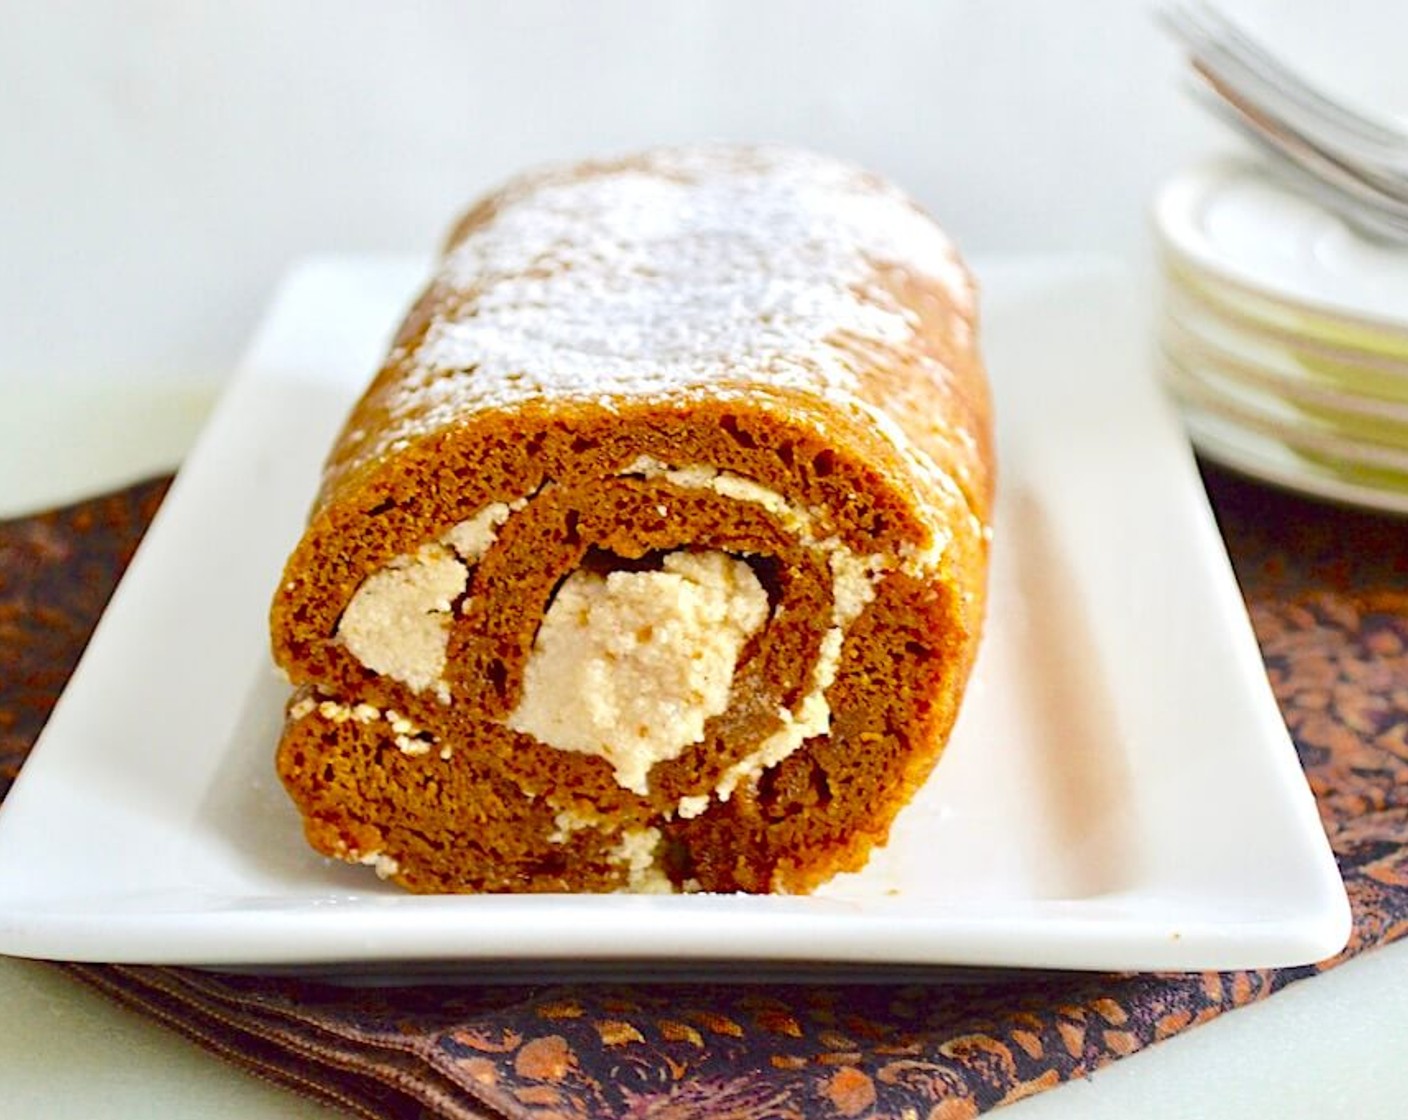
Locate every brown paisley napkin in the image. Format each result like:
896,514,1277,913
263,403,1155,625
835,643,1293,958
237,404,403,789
1,467,1405,1120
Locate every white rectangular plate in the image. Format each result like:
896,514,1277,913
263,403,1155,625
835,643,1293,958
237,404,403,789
0,255,1350,972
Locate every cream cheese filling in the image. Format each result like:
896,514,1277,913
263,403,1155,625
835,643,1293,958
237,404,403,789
288,697,438,757
506,550,769,795
610,827,675,894
357,851,401,880
336,500,523,699
336,543,467,698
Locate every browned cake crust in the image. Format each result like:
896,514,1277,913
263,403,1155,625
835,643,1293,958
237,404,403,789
270,146,993,894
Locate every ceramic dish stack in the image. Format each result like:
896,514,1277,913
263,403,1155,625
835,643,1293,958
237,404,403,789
1154,158,1408,515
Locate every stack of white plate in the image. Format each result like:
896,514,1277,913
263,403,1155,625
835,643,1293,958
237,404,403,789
1154,158,1408,515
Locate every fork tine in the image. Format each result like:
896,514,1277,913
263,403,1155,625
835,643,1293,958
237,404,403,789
1191,62,1408,208
1163,0,1408,188
1168,3,1367,143
1161,5,1356,147
1181,1,1404,147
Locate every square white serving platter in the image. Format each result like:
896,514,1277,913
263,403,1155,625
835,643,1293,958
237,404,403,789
0,255,1350,973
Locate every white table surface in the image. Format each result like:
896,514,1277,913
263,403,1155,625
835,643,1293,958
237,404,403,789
2,367,1406,1116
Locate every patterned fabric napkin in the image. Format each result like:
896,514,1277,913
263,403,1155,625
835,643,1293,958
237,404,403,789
1,468,1404,1120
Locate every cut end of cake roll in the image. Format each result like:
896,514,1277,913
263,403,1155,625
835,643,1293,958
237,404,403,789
270,146,993,894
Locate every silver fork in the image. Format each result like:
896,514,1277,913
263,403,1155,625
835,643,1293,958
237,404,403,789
1163,3,1408,167
1161,1,1408,242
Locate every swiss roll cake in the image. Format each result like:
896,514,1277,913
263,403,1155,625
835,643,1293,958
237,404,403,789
270,146,994,893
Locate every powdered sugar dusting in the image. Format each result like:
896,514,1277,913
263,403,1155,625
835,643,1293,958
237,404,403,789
370,147,971,458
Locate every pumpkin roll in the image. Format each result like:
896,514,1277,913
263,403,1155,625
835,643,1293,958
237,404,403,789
270,146,994,894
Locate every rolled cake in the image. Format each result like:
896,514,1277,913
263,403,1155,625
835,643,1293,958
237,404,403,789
271,146,993,894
